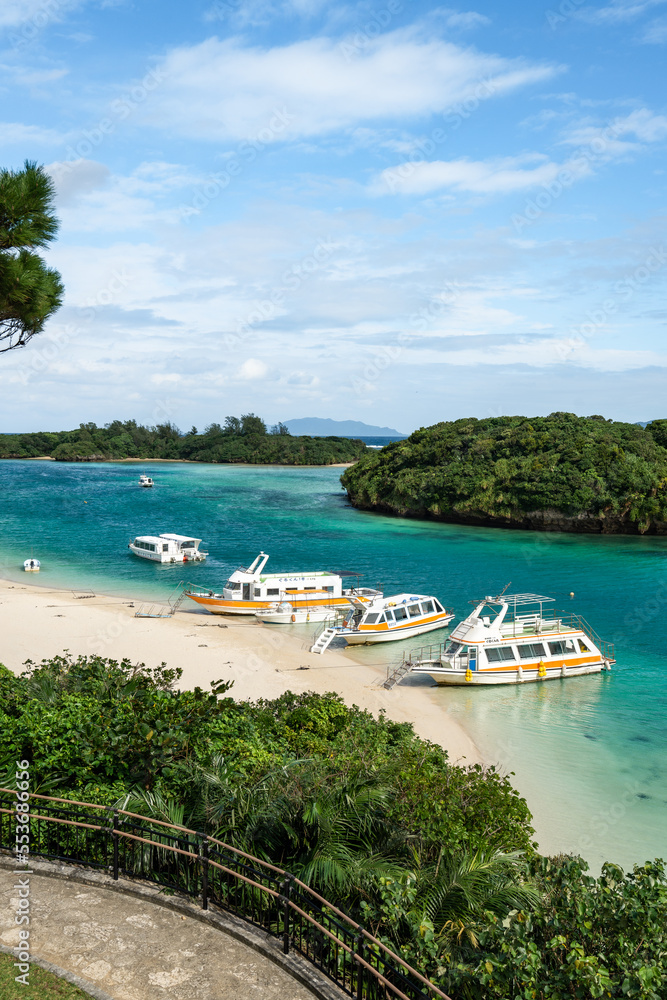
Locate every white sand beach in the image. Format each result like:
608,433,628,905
0,577,480,765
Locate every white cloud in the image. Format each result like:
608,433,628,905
439,8,491,29
582,0,666,23
0,0,81,27
370,153,586,196
140,30,557,141
237,358,269,380
0,121,63,145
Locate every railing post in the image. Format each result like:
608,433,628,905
200,834,209,910
280,876,292,955
355,930,365,1000
112,810,119,881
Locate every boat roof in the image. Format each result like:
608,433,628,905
370,593,438,608
479,592,555,607
133,535,163,544
159,533,202,543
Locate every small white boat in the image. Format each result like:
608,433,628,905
128,533,207,563
23,558,40,572
404,592,615,685
255,601,339,625
138,474,154,488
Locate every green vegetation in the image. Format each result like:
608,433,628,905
342,413,667,533
0,161,63,353
0,414,366,465
2,654,666,997
0,953,93,998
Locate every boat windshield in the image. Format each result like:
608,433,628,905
444,640,462,655
225,581,241,591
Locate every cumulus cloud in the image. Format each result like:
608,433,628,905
237,358,269,379
138,30,557,141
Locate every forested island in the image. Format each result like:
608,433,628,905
1,653,665,998
342,413,667,534
0,415,366,466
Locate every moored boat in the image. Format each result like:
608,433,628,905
340,593,453,645
255,601,339,625
403,592,614,685
23,558,40,572
138,474,154,487
186,551,381,615
129,533,207,563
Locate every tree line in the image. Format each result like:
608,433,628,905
0,416,366,465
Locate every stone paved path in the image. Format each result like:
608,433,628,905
0,864,333,1000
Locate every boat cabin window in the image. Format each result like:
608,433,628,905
285,588,297,593
407,604,421,617
394,607,408,620
517,642,547,659
136,541,157,552
267,588,279,596
325,586,334,593
364,613,381,624
304,587,316,591
445,640,462,655
433,600,444,613
577,638,592,653
162,544,169,552
548,639,576,655
385,609,395,621
226,581,241,591
181,540,195,549
486,646,515,663
421,600,434,614
254,588,262,597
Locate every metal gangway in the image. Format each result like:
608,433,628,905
308,596,367,654
134,581,189,618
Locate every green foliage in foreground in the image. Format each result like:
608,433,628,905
1,655,665,997
342,412,667,531
0,415,366,465
0,954,93,999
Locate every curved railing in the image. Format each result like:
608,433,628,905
0,789,452,1000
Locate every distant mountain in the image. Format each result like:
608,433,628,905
284,418,406,437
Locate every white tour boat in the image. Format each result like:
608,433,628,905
23,558,40,572
308,593,453,650
403,592,614,686
129,533,207,564
138,474,154,488
186,551,381,615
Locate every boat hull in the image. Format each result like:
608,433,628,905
344,613,453,645
188,593,370,615
256,608,338,624
414,659,610,685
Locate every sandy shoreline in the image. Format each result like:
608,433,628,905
0,577,480,765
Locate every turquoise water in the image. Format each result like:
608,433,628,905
0,459,665,870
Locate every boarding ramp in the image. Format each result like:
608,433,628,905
134,581,188,619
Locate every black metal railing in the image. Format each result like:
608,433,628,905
0,789,451,1000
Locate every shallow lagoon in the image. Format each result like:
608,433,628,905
0,459,665,870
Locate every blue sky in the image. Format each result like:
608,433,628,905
1,0,666,433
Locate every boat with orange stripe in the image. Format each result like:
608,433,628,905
185,551,381,615
401,592,614,685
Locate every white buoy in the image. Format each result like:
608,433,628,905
569,592,575,597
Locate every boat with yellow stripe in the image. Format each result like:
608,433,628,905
309,593,454,648
402,592,614,685
185,551,381,616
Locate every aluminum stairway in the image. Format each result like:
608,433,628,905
309,626,339,654
134,581,188,618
